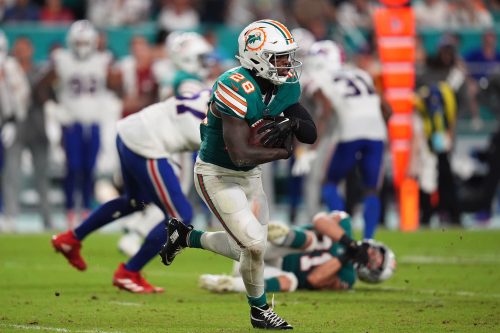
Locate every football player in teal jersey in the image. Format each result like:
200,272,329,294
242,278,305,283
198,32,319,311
199,211,396,293
161,19,317,330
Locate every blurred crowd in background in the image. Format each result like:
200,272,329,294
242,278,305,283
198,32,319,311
0,0,499,234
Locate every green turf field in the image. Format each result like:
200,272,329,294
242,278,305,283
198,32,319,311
1,229,500,333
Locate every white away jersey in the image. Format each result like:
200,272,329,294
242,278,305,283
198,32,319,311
52,49,112,124
317,66,386,142
116,90,210,159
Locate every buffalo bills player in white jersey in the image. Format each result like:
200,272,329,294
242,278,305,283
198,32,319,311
37,20,113,227
305,41,389,239
51,88,211,293
116,32,214,257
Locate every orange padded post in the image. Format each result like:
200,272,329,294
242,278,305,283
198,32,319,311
381,63,415,89
375,5,418,231
374,7,415,37
388,114,412,141
378,0,410,6
400,177,419,231
390,140,410,189
385,90,414,114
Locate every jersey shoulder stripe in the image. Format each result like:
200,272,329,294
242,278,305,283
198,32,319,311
214,81,247,118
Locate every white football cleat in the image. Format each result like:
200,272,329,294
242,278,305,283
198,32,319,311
267,222,290,245
199,274,235,293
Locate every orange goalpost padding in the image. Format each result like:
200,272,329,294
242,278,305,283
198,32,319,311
375,5,418,231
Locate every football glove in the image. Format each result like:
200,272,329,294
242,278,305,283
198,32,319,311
292,149,317,176
345,240,370,266
258,116,299,148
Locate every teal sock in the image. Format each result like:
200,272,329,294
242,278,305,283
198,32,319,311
290,227,307,249
265,278,281,292
188,229,204,248
247,293,267,308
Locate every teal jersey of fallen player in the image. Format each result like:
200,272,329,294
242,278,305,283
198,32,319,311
281,217,356,289
198,66,301,171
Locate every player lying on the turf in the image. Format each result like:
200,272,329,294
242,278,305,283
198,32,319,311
198,211,396,293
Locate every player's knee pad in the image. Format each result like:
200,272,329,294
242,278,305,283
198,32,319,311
226,209,267,250
239,241,267,278
244,238,266,259
282,272,298,292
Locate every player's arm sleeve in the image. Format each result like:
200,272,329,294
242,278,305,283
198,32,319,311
213,81,248,119
283,103,317,144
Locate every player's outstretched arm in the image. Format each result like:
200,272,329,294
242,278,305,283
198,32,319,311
313,211,369,266
312,211,346,242
221,111,291,167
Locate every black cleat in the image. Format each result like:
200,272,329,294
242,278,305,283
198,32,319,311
250,304,293,330
159,218,193,266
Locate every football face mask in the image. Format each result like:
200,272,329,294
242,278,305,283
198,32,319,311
356,240,396,284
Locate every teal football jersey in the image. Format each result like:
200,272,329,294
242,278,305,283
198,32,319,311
281,217,356,289
198,66,301,171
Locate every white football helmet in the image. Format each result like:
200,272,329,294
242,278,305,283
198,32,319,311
307,40,344,74
168,32,214,79
356,239,396,284
0,29,8,65
236,19,302,85
66,20,98,59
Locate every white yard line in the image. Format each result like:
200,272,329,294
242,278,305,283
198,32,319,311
0,323,123,333
108,301,142,307
399,255,500,264
376,286,500,299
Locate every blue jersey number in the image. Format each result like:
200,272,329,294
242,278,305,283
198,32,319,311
69,76,98,96
334,75,375,98
175,92,209,120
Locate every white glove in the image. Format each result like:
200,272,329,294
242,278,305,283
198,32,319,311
1,122,17,148
292,150,317,176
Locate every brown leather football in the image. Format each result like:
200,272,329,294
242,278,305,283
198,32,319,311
248,119,274,146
